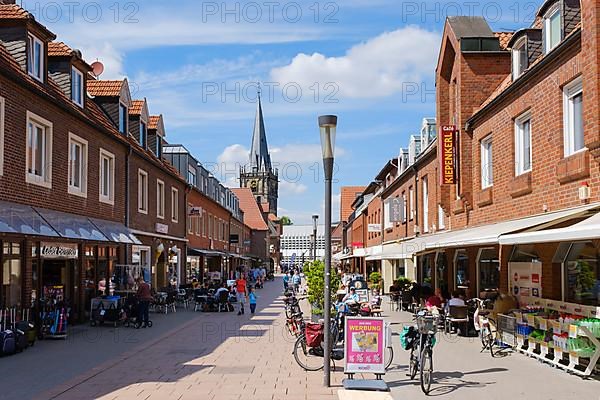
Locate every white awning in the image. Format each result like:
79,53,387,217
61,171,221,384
366,255,383,261
500,211,600,245
425,203,600,250
379,238,428,260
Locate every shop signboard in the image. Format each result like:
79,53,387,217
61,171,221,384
344,317,386,374
209,271,221,280
40,243,78,259
355,289,369,303
390,198,403,222
155,223,169,234
367,224,381,233
439,125,458,185
508,262,542,298
229,234,239,244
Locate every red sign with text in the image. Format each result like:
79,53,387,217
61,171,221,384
439,126,458,185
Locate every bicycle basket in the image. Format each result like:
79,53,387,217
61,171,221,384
305,322,324,348
400,326,418,350
416,315,438,334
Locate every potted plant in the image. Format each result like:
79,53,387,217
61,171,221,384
304,260,340,321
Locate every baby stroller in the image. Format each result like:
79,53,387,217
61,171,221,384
122,297,153,328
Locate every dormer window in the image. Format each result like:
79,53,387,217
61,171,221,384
71,67,84,107
544,4,562,54
139,120,147,148
512,37,527,80
119,102,128,134
27,34,44,82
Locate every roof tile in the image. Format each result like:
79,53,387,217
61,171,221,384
494,32,514,50
148,115,161,130
87,80,124,97
130,100,144,115
231,188,269,231
0,4,29,19
47,41,72,57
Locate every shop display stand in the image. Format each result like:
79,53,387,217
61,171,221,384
515,297,600,377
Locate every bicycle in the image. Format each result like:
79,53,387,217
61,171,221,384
472,298,497,356
292,311,345,371
408,311,438,395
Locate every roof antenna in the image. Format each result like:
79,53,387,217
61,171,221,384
257,81,261,100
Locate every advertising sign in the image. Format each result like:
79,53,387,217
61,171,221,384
355,289,369,303
345,317,386,374
155,223,169,234
368,224,382,233
439,125,458,185
509,262,542,298
390,198,403,222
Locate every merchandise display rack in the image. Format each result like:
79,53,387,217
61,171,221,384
513,297,600,377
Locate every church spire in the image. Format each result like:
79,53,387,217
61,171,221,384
249,90,272,172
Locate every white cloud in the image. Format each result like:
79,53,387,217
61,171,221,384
280,181,308,194
270,26,440,99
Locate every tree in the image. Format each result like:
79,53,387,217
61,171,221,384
304,260,340,315
280,216,293,226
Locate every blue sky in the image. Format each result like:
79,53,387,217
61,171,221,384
24,0,544,224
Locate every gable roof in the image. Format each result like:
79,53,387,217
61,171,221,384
231,188,268,231
447,16,495,39
87,80,123,97
130,99,145,115
0,4,55,40
48,41,72,57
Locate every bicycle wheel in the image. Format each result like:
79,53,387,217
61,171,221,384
420,347,433,395
408,347,418,379
293,335,324,371
488,318,498,357
385,346,394,370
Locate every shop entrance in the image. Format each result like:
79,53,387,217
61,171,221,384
41,260,77,306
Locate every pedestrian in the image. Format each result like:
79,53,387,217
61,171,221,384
249,287,258,314
235,275,248,315
136,277,153,328
292,271,301,294
283,272,290,291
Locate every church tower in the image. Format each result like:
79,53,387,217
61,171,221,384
240,93,279,214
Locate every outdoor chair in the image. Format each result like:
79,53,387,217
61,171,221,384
176,289,189,309
445,305,469,335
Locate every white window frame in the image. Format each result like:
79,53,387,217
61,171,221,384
514,112,532,176
171,187,179,223
27,34,44,82
563,77,584,157
0,96,4,176
138,169,148,214
438,205,446,230
71,67,84,107
481,135,493,189
409,187,414,221
187,203,194,234
422,177,429,233
544,4,562,54
188,166,197,186
202,210,207,237
384,200,392,230
156,179,165,219
119,102,128,134
25,111,53,188
402,193,407,223
511,37,527,80
99,148,115,205
67,132,88,198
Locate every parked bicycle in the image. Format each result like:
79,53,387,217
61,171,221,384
405,310,438,395
471,298,497,356
292,310,345,371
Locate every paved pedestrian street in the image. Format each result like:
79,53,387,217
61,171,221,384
2,278,598,400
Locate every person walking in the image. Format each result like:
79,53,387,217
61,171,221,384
292,271,301,294
235,275,248,315
136,277,153,328
283,272,290,291
249,287,258,314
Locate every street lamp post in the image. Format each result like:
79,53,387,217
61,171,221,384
319,115,337,387
312,214,319,262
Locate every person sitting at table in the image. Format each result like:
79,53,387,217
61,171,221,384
425,287,444,310
445,291,466,313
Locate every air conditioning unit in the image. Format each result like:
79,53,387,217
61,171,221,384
579,183,591,201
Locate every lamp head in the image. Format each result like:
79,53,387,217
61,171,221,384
318,115,338,159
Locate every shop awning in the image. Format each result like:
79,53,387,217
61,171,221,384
0,201,59,237
365,255,383,261
35,207,109,241
424,203,600,250
188,248,226,257
89,218,142,244
500,211,600,245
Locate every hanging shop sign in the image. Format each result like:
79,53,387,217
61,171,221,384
189,206,203,216
509,262,542,298
439,125,458,185
390,198,403,223
40,243,78,259
344,317,386,374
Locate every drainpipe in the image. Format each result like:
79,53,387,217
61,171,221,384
125,144,132,263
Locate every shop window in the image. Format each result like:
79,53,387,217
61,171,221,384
420,253,434,287
563,242,600,306
2,242,22,308
26,112,53,188
510,244,540,263
83,246,96,315
435,251,448,297
455,249,470,296
563,77,584,157
478,248,500,294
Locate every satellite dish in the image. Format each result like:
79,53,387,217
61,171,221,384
91,61,104,78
